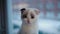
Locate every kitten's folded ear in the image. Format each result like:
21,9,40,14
35,9,40,15
20,8,26,13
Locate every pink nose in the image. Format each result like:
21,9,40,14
27,20,30,23
27,19,30,23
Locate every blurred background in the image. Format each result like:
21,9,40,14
0,0,60,34
11,0,60,34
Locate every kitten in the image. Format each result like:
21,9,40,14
18,8,40,34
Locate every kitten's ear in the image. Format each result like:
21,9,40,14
35,9,40,15
20,8,26,13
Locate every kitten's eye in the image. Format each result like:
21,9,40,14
31,15,34,19
22,15,27,18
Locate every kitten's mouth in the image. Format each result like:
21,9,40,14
26,22,31,24
27,22,30,24
27,21,31,24
28,22,30,24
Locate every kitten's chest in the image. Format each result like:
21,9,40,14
21,25,38,34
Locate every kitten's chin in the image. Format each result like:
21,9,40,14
25,22,32,25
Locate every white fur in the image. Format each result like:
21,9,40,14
18,8,40,34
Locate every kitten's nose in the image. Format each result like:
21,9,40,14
27,19,30,23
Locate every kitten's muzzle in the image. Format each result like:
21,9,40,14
27,19,30,24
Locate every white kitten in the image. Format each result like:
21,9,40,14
18,8,40,34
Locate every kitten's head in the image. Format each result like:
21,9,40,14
20,8,40,24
